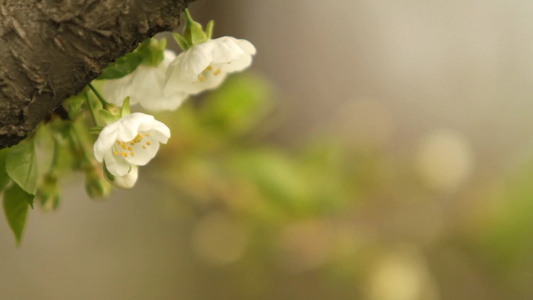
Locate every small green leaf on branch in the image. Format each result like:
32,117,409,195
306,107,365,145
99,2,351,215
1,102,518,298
6,140,39,195
205,20,214,40
173,33,191,51
3,183,34,245
98,52,143,80
0,149,11,193
121,97,131,117
99,109,119,125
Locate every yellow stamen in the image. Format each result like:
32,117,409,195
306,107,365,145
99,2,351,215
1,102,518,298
214,69,221,76
121,144,126,150
199,75,205,82
128,147,133,151
146,141,151,146
124,153,128,157
131,152,135,156
114,151,118,156
142,145,147,149
206,65,213,71
145,133,150,137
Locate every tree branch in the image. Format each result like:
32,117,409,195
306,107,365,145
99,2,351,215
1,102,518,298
0,0,194,148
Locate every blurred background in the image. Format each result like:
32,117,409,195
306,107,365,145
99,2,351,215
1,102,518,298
2,0,533,299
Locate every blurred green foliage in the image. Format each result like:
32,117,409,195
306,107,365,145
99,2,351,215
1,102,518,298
155,73,361,222
8,72,533,299
145,73,533,300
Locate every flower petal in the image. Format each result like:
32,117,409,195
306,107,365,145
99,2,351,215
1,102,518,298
168,42,215,83
109,166,138,189
93,123,119,162
211,37,245,64
142,90,189,111
104,152,132,176
148,121,171,143
221,53,253,73
162,50,177,66
101,74,136,106
236,39,256,55
123,136,160,166
102,50,177,108
115,113,155,142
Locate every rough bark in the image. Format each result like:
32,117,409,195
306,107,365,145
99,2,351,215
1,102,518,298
0,0,193,148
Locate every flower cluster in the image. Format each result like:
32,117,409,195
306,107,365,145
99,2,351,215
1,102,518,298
93,9,256,189
0,7,257,245
102,13,256,113
164,36,256,97
102,50,187,111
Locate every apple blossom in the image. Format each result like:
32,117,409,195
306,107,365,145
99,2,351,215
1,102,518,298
102,50,188,111
93,113,170,178
165,36,256,96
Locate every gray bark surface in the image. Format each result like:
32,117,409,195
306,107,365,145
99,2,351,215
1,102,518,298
0,0,193,148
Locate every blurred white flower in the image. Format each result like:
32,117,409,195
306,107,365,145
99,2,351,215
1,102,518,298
416,129,474,192
367,246,440,300
93,113,170,177
165,36,256,95
102,50,188,111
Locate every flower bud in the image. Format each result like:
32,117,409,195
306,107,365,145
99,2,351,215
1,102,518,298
105,103,121,116
37,174,60,211
105,165,138,189
84,162,111,199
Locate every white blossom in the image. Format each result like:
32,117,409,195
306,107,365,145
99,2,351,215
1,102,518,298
93,113,170,177
165,36,256,95
102,50,188,111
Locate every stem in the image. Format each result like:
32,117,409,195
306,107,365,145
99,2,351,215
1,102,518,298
70,125,92,163
184,8,194,24
84,92,100,127
88,83,110,108
49,138,60,174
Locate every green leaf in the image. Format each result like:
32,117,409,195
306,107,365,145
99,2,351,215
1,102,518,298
103,162,115,181
99,109,119,125
190,24,207,45
182,8,207,45
158,38,167,52
6,140,38,195
173,33,191,51
205,20,214,40
3,183,33,245
0,149,11,193
121,97,131,117
98,52,143,80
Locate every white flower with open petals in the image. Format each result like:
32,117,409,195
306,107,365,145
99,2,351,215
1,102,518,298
93,113,170,177
102,50,188,111
165,36,256,95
